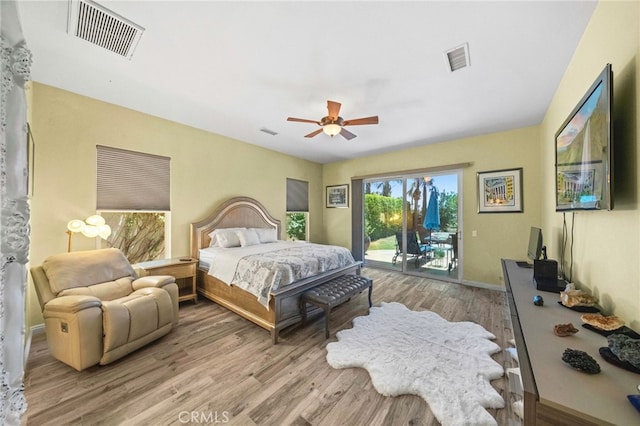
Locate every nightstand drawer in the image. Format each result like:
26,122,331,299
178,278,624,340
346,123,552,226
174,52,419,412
147,262,195,279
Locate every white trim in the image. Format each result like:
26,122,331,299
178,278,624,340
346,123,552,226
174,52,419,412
461,279,505,292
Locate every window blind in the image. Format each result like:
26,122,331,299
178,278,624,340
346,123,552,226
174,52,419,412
286,178,308,212
97,145,170,211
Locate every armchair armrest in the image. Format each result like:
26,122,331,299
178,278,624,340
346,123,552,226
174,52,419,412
132,275,176,290
44,295,101,314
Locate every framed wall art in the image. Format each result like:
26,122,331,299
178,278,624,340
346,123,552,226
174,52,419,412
326,184,349,208
477,168,523,213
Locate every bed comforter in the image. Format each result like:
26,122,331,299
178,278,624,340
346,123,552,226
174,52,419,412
203,242,355,307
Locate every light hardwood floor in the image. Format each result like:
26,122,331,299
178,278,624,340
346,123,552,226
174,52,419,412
23,268,516,426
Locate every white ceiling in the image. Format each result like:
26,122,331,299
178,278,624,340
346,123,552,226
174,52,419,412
18,0,597,164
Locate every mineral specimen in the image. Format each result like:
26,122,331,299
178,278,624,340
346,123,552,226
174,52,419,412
607,334,640,369
562,348,601,374
554,323,579,337
533,295,544,306
560,289,599,307
581,313,624,331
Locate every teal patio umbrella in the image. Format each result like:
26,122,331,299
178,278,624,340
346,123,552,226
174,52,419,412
423,188,440,240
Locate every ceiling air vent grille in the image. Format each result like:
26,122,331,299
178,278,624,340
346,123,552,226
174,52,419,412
68,0,144,60
444,43,470,72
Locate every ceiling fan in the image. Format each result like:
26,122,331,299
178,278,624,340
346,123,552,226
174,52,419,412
287,100,379,140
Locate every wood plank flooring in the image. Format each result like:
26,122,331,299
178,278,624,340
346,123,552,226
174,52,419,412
23,268,517,426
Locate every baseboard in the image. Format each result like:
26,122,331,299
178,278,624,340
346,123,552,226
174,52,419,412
24,324,45,369
461,279,505,292
31,324,45,335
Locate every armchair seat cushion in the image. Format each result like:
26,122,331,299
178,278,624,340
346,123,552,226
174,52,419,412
103,287,173,352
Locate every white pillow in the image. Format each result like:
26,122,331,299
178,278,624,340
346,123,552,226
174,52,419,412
208,228,245,247
216,230,243,248
253,227,277,243
236,228,261,247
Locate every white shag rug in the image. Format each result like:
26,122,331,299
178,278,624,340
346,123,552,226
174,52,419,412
326,302,504,426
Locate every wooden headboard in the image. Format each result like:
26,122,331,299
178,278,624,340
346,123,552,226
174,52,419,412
190,196,281,259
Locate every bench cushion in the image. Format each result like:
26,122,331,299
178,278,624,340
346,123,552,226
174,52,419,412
303,275,372,307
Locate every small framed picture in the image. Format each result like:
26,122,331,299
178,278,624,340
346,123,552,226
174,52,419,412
477,168,523,213
326,184,349,208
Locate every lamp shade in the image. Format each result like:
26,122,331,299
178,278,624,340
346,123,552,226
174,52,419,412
85,214,106,226
323,124,342,137
80,225,99,238
97,224,112,239
67,219,85,233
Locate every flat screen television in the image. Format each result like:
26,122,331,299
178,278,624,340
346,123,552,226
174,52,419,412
527,226,544,261
555,63,613,211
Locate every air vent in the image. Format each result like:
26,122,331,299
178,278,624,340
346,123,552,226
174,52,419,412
68,0,144,60
444,43,470,72
260,128,278,136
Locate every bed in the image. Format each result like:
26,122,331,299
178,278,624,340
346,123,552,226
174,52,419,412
190,196,362,343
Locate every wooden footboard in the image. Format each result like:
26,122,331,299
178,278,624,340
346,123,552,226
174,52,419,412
197,262,362,343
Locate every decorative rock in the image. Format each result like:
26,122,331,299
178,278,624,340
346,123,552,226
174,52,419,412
561,348,601,374
560,289,599,308
608,334,640,369
554,323,579,337
533,295,544,306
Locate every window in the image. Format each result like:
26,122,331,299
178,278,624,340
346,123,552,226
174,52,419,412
286,178,308,241
96,145,171,263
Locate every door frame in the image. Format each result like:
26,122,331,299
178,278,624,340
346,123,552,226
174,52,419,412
355,166,465,283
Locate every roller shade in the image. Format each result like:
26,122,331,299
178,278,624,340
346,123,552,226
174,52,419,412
286,178,308,212
97,145,170,211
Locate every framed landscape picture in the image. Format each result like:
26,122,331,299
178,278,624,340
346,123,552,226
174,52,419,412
477,168,523,213
326,184,349,208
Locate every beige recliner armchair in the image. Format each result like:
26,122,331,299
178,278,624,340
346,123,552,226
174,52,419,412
31,248,179,371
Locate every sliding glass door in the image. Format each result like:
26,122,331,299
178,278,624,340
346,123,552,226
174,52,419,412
363,170,462,281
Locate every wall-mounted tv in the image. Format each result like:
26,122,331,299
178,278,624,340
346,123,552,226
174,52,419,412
555,63,613,211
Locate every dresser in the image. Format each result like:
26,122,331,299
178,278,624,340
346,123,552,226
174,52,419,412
502,259,639,425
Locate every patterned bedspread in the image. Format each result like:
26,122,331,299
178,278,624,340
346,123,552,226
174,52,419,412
231,243,355,308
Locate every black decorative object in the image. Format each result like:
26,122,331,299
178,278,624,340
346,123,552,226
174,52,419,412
599,347,640,374
533,295,544,306
557,301,600,313
561,348,601,374
582,324,640,339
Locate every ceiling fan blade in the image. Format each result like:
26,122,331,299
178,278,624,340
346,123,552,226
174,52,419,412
340,127,357,140
327,100,341,120
343,116,379,126
287,117,321,125
304,128,324,138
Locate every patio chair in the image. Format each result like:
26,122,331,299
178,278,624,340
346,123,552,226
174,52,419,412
392,232,434,267
448,232,459,272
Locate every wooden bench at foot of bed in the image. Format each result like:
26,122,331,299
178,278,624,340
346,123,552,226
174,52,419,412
300,274,373,339
196,262,362,344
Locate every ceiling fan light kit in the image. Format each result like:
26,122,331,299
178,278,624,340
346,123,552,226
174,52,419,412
287,100,379,140
323,123,342,137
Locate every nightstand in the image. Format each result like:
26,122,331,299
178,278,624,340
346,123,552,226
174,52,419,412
135,257,198,304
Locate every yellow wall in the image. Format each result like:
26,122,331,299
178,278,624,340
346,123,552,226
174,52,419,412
28,83,323,325
323,126,542,286
540,0,640,328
